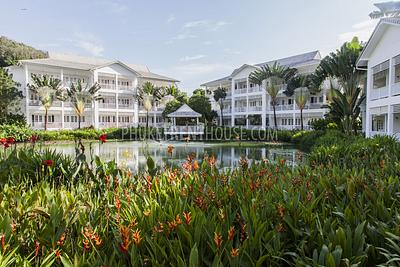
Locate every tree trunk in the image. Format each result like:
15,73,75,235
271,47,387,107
300,108,304,131
146,110,149,130
78,115,81,129
220,101,224,127
273,104,277,129
44,108,48,131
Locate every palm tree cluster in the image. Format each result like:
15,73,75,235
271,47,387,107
28,74,101,130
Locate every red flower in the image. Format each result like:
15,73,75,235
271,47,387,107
0,138,6,145
30,135,39,143
3,143,10,149
99,134,107,144
43,159,53,167
7,137,15,145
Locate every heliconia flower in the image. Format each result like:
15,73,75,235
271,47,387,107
43,159,53,167
130,218,137,229
276,204,285,219
280,158,286,165
143,210,151,217
228,226,235,241
30,135,39,143
207,155,216,167
214,232,222,249
3,143,10,149
153,222,164,233
55,249,61,259
230,247,239,258
167,144,174,154
10,222,16,234
119,226,130,253
193,160,199,171
56,232,66,246
379,159,385,168
7,137,15,145
83,238,90,252
276,223,285,232
183,211,191,225
98,134,107,144
1,234,4,252
0,138,6,145
175,214,182,225
115,194,121,212
35,240,40,257
132,230,142,246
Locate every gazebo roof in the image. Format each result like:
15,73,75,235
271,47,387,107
167,104,202,118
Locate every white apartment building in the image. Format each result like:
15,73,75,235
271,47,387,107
201,51,329,130
7,53,178,130
357,18,400,138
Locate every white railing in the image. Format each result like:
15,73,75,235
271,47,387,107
32,122,63,129
99,102,116,109
392,83,400,96
234,88,247,95
304,103,323,110
226,91,232,96
234,107,247,112
64,122,92,129
65,102,92,108
370,131,387,137
99,122,117,128
370,87,389,100
273,105,293,111
29,100,41,106
223,108,232,113
248,86,263,93
118,85,135,91
99,84,116,90
164,125,204,134
248,106,262,112
118,104,134,109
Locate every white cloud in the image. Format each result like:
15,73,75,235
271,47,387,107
180,55,206,62
167,14,176,23
339,19,378,43
183,20,230,31
165,33,197,44
63,33,105,56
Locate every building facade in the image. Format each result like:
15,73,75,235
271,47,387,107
7,53,178,130
201,51,329,130
357,18,400,139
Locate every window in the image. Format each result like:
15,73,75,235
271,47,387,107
319,96,323,103
394,55,400,84
48,115,55,123
281,99,285,105
373,60,389,89
372,116,385,131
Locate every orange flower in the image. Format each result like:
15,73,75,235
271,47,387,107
280,158,286,165
228,226,235,241
153,222,164,233
276,204,285,219
207,155,216,167
55,249,61,259
183,211,192,225
130,218,137,229
143,210,151,217
175,214,182,225
119,226,130,253
132,230,142,246
83,238,90,252
230,247,239,258
193,160,199,171
227,187,235,197
167,145,174,154
379,159,385,168
35,241,40,257
276,223,285,232
115,194,121,212
56,232,66,246
1,234,4,252
214,232,222,249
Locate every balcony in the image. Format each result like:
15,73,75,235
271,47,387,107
29,100,62,107
99,102,116,109
64,122,92,129
370,87,389,100
248,86,263,93
118,85,135,91
32,122,63,129
392,83,400,96
234,107,247,113
118,104,134,109
273,105,293,111
234,88,247,95
248,106,262,112
65,102,92,108
99,84,116,90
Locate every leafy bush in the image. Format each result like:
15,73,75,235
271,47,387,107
310,117,337,131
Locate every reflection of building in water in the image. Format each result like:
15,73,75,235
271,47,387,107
48,141,301,172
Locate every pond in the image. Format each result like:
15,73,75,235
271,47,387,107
45,141,304,172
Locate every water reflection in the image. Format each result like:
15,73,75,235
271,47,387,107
47,141,303,172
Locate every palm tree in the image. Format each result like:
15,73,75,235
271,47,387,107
66,80,101,129
312,37,365,134
137,81,167,130
249,62,297,129
294,87,310,130
213,87,227,126
28,74,64,130
287,74,312,130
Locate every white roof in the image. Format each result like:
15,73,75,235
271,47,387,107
19,52,179,82
201,50,321,87
167,104,201,118
357,18,400,67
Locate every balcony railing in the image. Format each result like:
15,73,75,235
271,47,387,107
118,104,134,109
234,88,247,95
118,85,135,91
29,100,62,107
273,105,293,111
99,84,116,90
65,102,92,108
99,122,117,128
392,83,400,96
99,102,116,109
64,122,92,129
248,106,262,112
370,87,389,100
248,86,263,93
234,107,247,112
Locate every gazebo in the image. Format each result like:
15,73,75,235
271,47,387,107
164,104,204,136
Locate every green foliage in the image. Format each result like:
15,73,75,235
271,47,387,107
188,92,215,123
0,36,48,67
310,117,337,131
0,134,399,265
162,99,183,118
0,68,23,122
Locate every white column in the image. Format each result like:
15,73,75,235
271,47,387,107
293,100,296,130
388,58,393,97
388,105,393,135
246,77,249,129
365,66,372,137
261,88,266,130
133,78,139,127
115,74,119,128
93,71,99,129
231,79,235,127
60,69,65,129
24,64,30,126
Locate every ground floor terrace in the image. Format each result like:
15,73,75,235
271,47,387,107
366,103,400,139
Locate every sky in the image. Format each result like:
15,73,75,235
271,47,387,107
0,0,383,93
